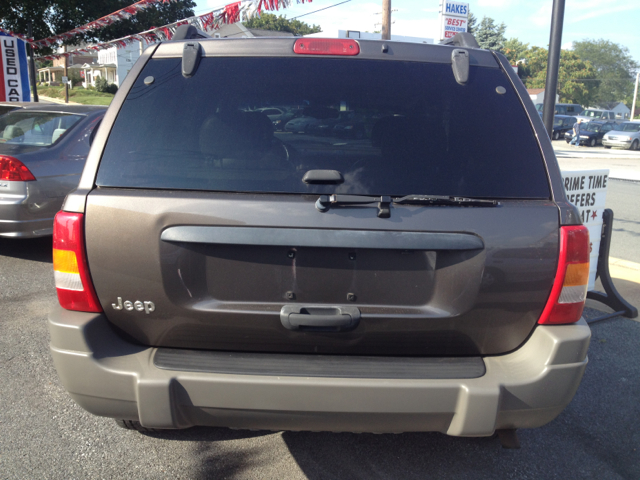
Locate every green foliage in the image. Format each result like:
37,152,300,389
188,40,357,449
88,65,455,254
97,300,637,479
243,13,321,36
572,39,639,107
466,12,477,35
475,16,506,52
521,47,599,106
68,69,83,87
0,0,195,55
94,76,117,94
503,38,529,65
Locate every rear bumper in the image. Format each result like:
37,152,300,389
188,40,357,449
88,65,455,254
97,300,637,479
0,183,54,237
602,138,633,149
49,306,590,436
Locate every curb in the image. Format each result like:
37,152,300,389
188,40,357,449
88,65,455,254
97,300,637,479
608,256,640,284
36,95,82,105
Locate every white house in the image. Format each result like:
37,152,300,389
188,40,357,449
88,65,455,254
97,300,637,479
93,41,153,87
610,102,631,120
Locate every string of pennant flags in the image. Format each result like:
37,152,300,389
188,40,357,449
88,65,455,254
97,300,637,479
31,0,181,49
0,28,33,42
33,0,312,62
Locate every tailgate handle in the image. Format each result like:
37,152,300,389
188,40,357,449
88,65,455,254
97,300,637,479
280,305,360,332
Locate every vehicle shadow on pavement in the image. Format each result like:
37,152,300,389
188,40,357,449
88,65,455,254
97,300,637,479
0,236,53,263
164,309,639,480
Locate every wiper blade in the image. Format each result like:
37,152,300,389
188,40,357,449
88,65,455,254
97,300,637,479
316,194,391,218
393,195,499,206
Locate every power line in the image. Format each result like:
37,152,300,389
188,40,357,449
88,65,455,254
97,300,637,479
290,0,353,20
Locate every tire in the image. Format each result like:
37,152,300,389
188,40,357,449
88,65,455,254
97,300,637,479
632,140,639,151
589,138,596,147
604,146,611,149
553,131,559,140
115,419,157,432
566,139,571,144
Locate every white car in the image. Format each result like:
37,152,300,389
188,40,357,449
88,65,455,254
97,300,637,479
602,122,640,150
576,109,618,123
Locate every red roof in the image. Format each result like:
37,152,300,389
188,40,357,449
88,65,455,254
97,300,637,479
527,89,545,95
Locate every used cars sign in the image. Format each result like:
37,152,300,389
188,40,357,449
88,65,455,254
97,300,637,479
0,32,31,102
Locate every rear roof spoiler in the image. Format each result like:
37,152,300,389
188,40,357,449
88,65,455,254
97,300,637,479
440,32,480,49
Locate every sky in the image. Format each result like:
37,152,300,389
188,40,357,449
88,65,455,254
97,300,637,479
194,0,640,65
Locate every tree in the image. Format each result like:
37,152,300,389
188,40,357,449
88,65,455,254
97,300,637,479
243,13,321,36
503,38,529,65
522,46,599,106
572,39,639,107
466,12,477,35
0,0,195,54
475,16,506,52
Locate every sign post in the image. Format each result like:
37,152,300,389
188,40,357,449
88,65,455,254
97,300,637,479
438,1,469,41
0,32,31,102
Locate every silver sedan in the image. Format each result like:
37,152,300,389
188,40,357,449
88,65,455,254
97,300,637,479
0,105,106,237
602,121,640,150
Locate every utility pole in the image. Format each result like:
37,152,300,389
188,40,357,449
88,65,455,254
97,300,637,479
27,22,39,102
64,45,69,104
381,0,391,40
632,72,639,120
542,0,565,139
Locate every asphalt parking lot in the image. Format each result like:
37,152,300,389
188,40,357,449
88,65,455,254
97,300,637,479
1,235,639,479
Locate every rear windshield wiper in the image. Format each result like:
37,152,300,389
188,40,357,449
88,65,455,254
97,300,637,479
316,194,498,217
393,195,500,207
316,194,391,218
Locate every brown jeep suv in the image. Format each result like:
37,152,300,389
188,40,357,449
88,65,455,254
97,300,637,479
48,33,591,439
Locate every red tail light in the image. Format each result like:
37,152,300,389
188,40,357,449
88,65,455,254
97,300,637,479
53,212,102,313
538,225,590,325
294,38,360,56
0,155,36,181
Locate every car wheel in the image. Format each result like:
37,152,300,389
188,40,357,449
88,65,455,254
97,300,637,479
553,131,559,140
632,140,639,151
604,146,611,149
115,419,157,432
566,139,571,144
589,138,596,147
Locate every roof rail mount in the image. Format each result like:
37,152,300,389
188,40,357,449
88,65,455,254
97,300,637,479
173,24,211,41
451,49,470,85
440,32,480,49
182,42,203,78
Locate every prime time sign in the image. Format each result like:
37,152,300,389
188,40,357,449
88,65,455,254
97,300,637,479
438,1,469,40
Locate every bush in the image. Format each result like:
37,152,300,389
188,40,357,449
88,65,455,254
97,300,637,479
95,76,118,94
69,70,83,87
95,76,108,92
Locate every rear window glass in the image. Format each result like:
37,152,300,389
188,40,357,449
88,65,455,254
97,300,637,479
97,57,550,199
0,111,82,146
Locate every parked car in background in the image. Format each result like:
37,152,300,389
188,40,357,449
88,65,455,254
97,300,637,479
256,106,302,131
564,120,616,146
284,114,320,133
333,112,367,139
307,110,361,137
535,103,583,116
0,105,106,237
551,115,577,140
0,101,32,116
602,121,640,150
576,109,618,123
